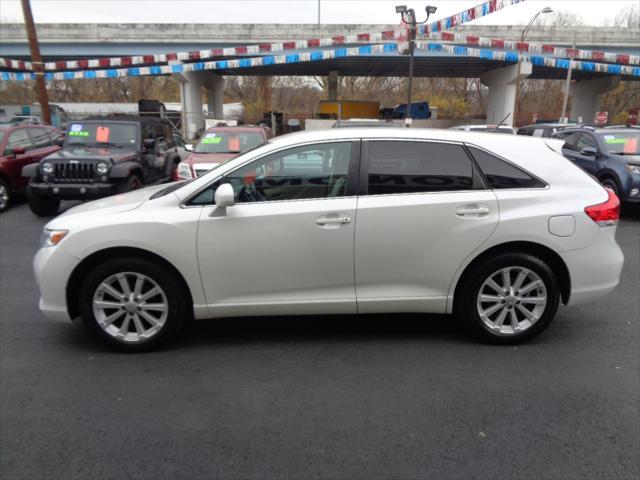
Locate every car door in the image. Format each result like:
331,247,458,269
354,139,498,314
193,140,360,317
4,128,37,190
571,132,600,175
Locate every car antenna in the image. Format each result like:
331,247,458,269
491,113,511,131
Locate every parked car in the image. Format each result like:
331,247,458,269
174,126,269,180
553,126,640,204
22,116,181,217
517,123,576,138
33,128,623,351
450,124,516,134
333,119,397,128
0,124,61,212
173,132,189,160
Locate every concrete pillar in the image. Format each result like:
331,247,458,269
569,76,620,123
205,74,225,119
328,70,339,101
480,61,532,126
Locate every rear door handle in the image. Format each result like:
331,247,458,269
316,214,351,226
456,205,490,218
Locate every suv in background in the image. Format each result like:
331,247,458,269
517,123,576,138
175,126,269,180
0,124,61,212
22,116,181,217
553,126,640,204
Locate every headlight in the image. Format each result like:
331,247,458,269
41,162,54,174
176,162,194,180
96,162,109,175
39,229,68,248
625,164,640,175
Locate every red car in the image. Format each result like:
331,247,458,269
174,126,270,180
0,124,61,212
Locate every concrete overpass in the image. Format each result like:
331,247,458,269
1,23,638,137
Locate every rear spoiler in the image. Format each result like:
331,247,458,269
544,138,565,154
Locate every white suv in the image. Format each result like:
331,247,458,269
34,128,624,351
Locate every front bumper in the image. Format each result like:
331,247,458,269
28,181,117,200
34,246,80,323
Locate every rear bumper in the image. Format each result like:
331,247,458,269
29,181,117,200
561,227,624,306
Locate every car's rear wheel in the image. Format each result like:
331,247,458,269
117,174,142,194
26,183,61,217
78,257,189,352
0,179,10,212
456,253,560,344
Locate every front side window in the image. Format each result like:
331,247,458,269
560,132,581,151
27,127,52,148
366,141,475,195
190,142,352,205
4,129,34,155
576,133,598,152
469,147,545,189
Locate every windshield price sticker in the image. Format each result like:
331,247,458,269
202,137,222,144
205,133,217,138
604,137,627,144
68,131,90,137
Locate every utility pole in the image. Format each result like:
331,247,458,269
317,0,321,25
20,0,50,124
559,38,577,123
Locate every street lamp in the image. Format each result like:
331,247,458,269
396,4,437,126
513,7,552,127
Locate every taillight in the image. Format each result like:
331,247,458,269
585,188,620,226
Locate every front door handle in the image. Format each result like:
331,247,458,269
316,214,351,226
456,204,490,218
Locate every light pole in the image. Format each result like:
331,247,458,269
396,5,437,126
513,7,552,126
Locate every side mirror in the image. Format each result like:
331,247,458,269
143,138,156,150
185,143,193,152
214,183,235,208
12,146,26,156
55,137,64,147
580,147,598,156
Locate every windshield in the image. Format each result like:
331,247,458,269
194,131,264,154
599,132,640,155
65,122,138,147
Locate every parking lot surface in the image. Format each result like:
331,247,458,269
1,199,639,480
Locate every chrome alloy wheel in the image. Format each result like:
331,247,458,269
92,272,168,343
0,184,8,210
476,266,547,335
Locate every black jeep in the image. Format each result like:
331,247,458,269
22,116,181,217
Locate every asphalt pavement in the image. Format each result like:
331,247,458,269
1,198,638,480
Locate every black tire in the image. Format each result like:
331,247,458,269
0,178,10,213
455,253,560,345
78,257,189,352
26,184,60,217
116,174,142,194
601,177,621,199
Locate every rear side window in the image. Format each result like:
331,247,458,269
367,141,475,195
469,147,545,189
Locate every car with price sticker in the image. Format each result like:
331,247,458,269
22,116,181,217
174,126,269,180
553,125,640,205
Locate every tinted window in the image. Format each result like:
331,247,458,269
576,133,597,151
469,147,545,189
4,129,34,155
367,141,474,195
27,127,52,148
190,142,352,205
65,122,138,147
560,132,581,151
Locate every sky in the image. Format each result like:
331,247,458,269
0,0,637,25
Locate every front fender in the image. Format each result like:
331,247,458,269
22,163,39,178
110,161,142,179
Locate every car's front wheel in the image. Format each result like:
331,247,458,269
78,257,189,352
0,178,10,212
116,174,142,194
456,253,560,344
27,184,61,217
